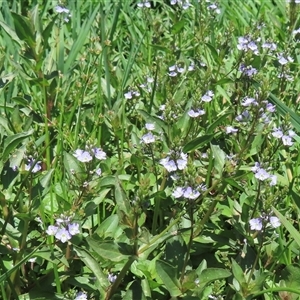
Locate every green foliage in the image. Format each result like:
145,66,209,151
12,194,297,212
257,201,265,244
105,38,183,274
1,0,300,299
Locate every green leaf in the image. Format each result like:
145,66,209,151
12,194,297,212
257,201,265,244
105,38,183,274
63,151,83,179
172,19,186,34
73,245,108,293
115,176,131,216
211,144,226,175
272,207,300,248
86,237,132,262
0,241,44,283
183,134,215,153
2,129,34,162
197,268,231,291
269,93,300,132
206,112,233,133
156,260,182,297
0,20,22,45
11,12,36,49
231,259,246,288
95,214,121,238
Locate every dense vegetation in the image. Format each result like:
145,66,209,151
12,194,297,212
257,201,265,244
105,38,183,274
1,1,300,299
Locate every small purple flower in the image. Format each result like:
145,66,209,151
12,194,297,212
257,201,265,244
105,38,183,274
55,5,70,14
108,273,117,283
141,132,155,144
145,123,155,131
75,291,87,300
241,97,258,106
93,148,107,160
266,103,276,112
68,223,80,235
55,228,72,243
225,126,238,134
95,168,102,176
272,128,283,138
183,187,200,199
269,216,280,228
188,109,205,118
249,218,263,231
236,110,251,122
201,90,214,102
75,150,93,163
25,159,42,173
255,168,270,181
137,0,151,8
46,225,59,236
269,175,277,186
172,187,184,198
282,135,293,146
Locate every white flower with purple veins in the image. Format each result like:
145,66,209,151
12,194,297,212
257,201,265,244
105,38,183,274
160,157,177,172
93,148,107,160
251,162,261,172
124,91,133,99
237,36,249,50
255,168,270,181
188,109,205,118
75,291,87,300
236,110,251,122
25,159,42,173
141,132,155,144
183,187,200,199
55,5,70,14
68,223,80,235
249,218,263,231
74,150,93,162
266,102,276,112
207,3,221,14
272,128,283,138
247,41,258,51
172,186,184,198
55,228,72,243
137,0,151,8
270,175,277,186
145,123,155,131
269,216,280,228
95,168,102,176
241,97,258,106
46,225,59,236
262,42,277,51
240,64,258,77
201,90,214,102
282,135,293,146
176,158,187,170
278,53,294,65
293,28,300,35
108,273,117,283
225,126,238,134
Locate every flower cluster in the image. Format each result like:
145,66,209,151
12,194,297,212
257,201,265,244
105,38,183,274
272,127,295,146
124,89,140,99
160,151,188,172
46,215,80,243
249,215,281,231
172,184,206,200
188,108,205,118
73,147,107,163
251,162,277,186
